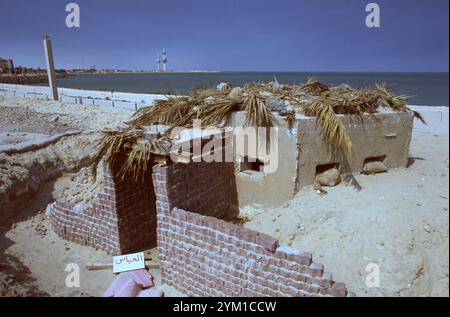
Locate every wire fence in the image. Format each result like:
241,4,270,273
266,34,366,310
0,83,164,111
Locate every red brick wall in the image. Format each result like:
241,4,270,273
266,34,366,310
157,207,351,297
50,163,157,255
111,164,157,253
152,162,351,297
49,156,352,297
50,197,121,255
152,162,239,221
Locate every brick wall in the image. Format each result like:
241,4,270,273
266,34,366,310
49,155,353,297
50,163,157,255
153,162,352,297
50,197,121,254
157,207,352,297
152,162,239,221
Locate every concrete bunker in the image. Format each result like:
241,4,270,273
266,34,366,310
230,110,414,207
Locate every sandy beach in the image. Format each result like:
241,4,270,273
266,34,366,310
243,130,449,297
0,96,448,297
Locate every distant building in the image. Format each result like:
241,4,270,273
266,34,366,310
0,58,15,74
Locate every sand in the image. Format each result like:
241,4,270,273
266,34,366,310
243,131,449,297
0,96,448,297
55,166,104,205
0,96,132,133
0,97,181,296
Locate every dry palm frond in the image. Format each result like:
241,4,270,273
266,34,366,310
118,140,154,182
92,128,144,179
303,100,353,155
374,83,407,110
242,93,275,128
374,84,426,124
93,79,422,182
231,215,251,226
198,99,241,127
117,136,172,182
410,110,427,125
299,77,330,95
242,93,276,151
129,97,194,127
92,128,172,181
296,82,425,154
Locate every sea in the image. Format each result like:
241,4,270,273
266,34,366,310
53,72,449,107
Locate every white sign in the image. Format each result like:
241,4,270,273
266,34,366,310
113,252,145,274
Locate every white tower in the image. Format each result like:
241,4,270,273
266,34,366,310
162,49,168,72
156,55,161,71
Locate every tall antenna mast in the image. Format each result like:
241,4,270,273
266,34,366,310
162,49,167,72
156,55,161,71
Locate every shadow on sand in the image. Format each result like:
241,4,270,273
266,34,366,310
0,180,59,297
407,156,426,168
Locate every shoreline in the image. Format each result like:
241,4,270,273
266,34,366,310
0,74,70,85
2,72,448,107
1,84,448,135
1,83,449,106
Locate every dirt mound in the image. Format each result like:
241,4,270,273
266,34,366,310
0,132,103,224
55,165,104,205
0,96,132,132
0,106,80,135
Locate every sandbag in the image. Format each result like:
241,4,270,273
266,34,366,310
314,167,342,195
362,161,388,175
315,168,342,187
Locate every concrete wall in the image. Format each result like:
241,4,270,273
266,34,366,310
0,83,167,110
296,110,414,189
231,110,415,207
230,112,298,208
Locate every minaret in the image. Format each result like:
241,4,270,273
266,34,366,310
162,49,167,72
156,55,161,71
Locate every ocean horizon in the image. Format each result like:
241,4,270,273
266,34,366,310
49,71,449,107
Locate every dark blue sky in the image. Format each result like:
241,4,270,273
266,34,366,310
1,0,448,72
